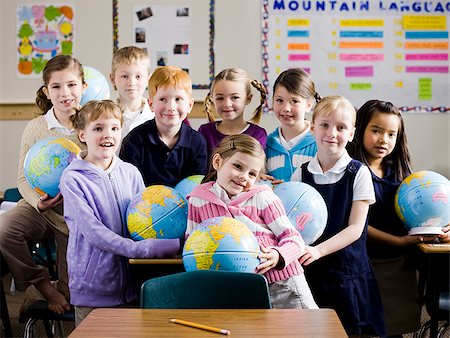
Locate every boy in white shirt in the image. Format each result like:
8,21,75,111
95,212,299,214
110,46,154,138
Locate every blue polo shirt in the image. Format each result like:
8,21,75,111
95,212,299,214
119,119,208,187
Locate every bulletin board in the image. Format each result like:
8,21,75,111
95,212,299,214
261,0,450,113
113,0,215,95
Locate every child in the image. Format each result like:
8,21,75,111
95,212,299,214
59,100,180,325
186,134,318,309
110,46,154,138
266,68,320,182
298,96,387,336
0,55,86,315
119,66,208,187
347,99,450,335
199,68,268,161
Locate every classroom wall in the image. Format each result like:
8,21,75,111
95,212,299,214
1,0,449,193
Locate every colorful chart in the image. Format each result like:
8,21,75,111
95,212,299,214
262,0,449,112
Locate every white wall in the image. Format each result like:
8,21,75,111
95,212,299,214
1,0,449,192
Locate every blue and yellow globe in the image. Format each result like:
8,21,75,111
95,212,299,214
183,217,260,272
174,175,205,199
395,170,449,235
274,181,327,245
80,66,110,106
24,137,80,197
127,185,188,240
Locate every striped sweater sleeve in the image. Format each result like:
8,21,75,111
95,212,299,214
257,190,306,267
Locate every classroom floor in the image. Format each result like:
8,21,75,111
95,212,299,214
1,273,449,338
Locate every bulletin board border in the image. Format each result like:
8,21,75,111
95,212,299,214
112,0,215,90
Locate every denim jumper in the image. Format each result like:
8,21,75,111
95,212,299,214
301,160,387,337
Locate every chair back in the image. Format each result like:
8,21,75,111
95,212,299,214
140,270,271,309
3,188,22,202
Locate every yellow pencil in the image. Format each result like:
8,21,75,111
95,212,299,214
170,318,231,335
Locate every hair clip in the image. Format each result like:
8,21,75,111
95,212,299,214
229,140,235,150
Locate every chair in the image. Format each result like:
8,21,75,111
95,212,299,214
140,270,272,309
417,291,450,338
0,188,21,338
23,301,74,338
1,254,13,338
417,250,450,338
3,187,22,203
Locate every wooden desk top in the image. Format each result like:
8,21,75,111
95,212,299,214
418,242,450,253
69,308,347,337
129,258,183,265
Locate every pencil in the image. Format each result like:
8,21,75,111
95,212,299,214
170,318,231,335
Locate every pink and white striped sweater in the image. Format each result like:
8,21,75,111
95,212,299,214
186,181,306,284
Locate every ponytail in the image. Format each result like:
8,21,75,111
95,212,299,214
314,92,322,103
69,106,82,130
249,79,267,124
35,86,52,114
204,92,216,122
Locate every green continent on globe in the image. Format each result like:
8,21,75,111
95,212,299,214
27,138,78,189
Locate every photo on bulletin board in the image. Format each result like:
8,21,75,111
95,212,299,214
16,4,74,78
113,0,215,91
261,0,449,113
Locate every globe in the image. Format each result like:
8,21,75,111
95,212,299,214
395,170,450,235
183,217,260,272
127,185,188,240
273,181,327,245
174,175,205,198
24,137,81,197
80,66,110,105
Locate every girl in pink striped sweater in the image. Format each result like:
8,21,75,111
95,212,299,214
186,134,317,309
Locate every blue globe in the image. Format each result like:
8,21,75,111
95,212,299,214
24,137,80,197
395,170,450,235
274,181,327,245
183,217,260,272
80,66,110,105
174,175,205,199
127,185,188,240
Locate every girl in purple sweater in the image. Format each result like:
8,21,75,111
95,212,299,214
199,68,268,165
186,134,317,309
60,100,180,325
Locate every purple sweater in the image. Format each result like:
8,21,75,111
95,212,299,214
187,182,305,284
60,154,180,307
198,122,267,158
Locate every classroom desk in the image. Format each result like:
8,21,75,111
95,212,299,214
417,242,450,337
69,308,347,337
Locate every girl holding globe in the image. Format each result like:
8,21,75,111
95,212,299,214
298,96,387,337
0,55,86,316
347,99,450,336
186,134,318,309
59,100,180,325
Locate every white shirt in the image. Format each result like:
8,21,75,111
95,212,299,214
44,107,74,135
300,150,375,204
121,99,155,139
278,122,311,151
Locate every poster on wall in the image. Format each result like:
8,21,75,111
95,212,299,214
133,5,192,75
16,4,74,78
261,0,449,113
